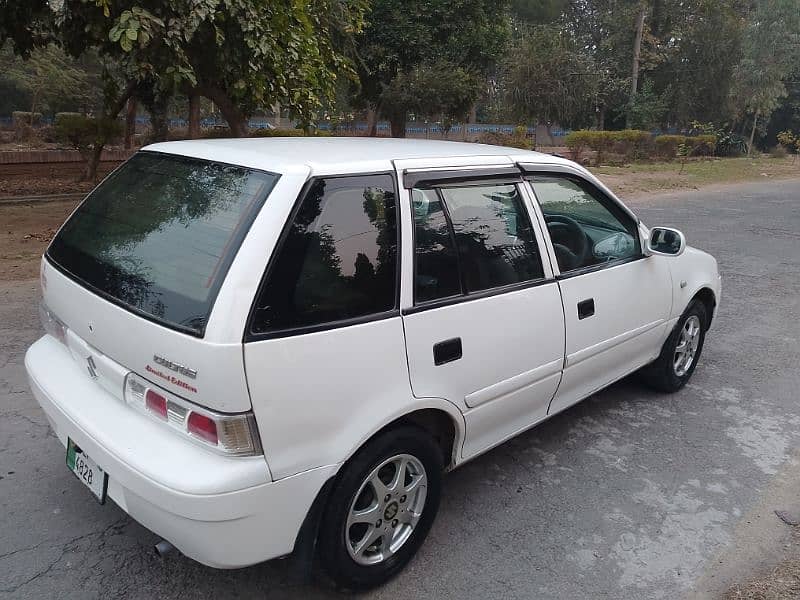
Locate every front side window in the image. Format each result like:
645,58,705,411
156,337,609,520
528,175,640,273
47,152,279,336
251,174,398,334
412,182,545,303
440,184,544,293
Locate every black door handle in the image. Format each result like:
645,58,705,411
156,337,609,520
577,298,595,320
433,337,462,366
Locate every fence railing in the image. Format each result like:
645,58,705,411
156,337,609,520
1,114,576,145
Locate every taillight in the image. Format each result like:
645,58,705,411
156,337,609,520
145,389,168,420
124,372,262,457
188,412,218,444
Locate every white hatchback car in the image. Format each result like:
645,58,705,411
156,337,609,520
26,138,720,589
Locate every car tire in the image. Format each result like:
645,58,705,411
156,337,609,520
640,299,708,393
317,425,443,590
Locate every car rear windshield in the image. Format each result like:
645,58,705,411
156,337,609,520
47,152,279,336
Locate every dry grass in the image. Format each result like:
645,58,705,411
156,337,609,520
724,559,800,600
591,156,800,197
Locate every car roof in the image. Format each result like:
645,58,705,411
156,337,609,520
142,137,573,175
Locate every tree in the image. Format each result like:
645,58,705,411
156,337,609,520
2,0,368,177
651,0,746,127
503,26,598,131
510,0,567,24
562,0,641,129
731,0,800,154
627,1,648,128
2,2,138,178
0,43,97,121
355,0,510,136
93,1,368,136
379,61,481,135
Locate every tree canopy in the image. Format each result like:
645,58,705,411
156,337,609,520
354,0,510,135
2,0,800,151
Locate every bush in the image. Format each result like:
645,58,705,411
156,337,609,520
610,129,652,160
12,111,43,127
654,135,686,160
777,130,797,154
769,145,788,158
477,130,531,150
688,134,716,156
201,127,233,138
564,130,593,162
54,112,84,127
54,114,123,154
38,125,57,143
252,127,331,137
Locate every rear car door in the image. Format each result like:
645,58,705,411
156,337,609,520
397,166,566,459
243,173,413,479
522,167,672,415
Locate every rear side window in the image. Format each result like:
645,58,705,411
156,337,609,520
412,188,462,302
47,152,278,336
250,174,398,334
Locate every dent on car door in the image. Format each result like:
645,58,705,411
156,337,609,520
526,174,672,414
401,178,565,459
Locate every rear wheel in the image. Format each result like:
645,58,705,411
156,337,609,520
317,426,443,590
640,300,707,393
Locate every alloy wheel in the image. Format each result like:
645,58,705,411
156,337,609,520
345,453,428,566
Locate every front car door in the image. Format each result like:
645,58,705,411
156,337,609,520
396,162,566,460
521,165,673,415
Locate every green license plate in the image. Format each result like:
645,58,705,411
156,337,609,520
66,438,108,503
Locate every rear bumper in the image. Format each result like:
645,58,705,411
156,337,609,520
25,335,336,568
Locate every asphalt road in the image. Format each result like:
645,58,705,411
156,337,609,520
2,178,800,599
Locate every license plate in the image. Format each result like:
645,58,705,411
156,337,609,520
66,438,107,503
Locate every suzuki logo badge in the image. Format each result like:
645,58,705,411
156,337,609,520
86,356,98,379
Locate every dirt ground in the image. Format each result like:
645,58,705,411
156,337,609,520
722,523,800,599
0,161,121,197
725,558,800,600
595,156,800,197
0,199,77,280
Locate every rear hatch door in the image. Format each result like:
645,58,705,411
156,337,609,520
43,151,281,412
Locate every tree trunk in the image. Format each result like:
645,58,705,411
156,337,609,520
468,103,477,124
202,86,248,137
597,106,606,131
188,92,201,139
30,88,39,127
626,2,647,129
747,108,759,156
84,145,104,182
124,98,137,149
389,115,406,138
366,105,378,137
82,80,137,182
148,96,170,143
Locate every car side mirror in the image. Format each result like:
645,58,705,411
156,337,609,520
647,227,686,256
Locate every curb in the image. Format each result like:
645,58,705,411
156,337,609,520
0,193,85,205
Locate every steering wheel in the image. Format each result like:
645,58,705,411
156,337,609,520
545,214,590,271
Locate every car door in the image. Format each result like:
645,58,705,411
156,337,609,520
397,165,566,460
523,167,672,415
243,173,414,479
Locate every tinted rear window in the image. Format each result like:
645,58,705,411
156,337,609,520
250,174,398,335
48,152,278,336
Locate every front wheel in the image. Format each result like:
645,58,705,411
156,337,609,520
640,300,708,393
317,426,443,590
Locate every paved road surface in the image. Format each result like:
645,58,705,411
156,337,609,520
2,179,800,599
